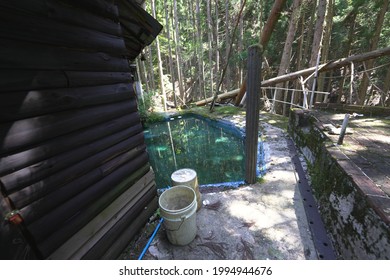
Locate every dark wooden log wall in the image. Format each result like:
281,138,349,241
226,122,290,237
0,0,162,259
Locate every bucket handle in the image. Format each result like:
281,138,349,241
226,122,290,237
165,214,190,232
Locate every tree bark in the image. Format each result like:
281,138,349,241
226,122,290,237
224,0,231,91
273,0,302,115
260,0,288,47
357,0,389,105
164,0,177,107
308,0,327,101
196,0,206,99
235,0,287,105
150,0,167,111
207,0,214,98
173,0,185,103
317,0,334,100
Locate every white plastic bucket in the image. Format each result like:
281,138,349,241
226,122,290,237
171,168,202,211
158,185,197,246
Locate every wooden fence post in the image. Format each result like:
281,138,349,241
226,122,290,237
245,45,262,184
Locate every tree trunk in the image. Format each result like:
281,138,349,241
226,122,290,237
147,46,155,92
238,0,244,88
308,0,327,100
173,0,185,103
235,0,287,105
164,0,177,107
273,0,302,114
207,0,214,98
215,0,220,79
316,0,334,100
383,66,390,106
224,0,231,91
357,0,389,105
260,0,288,47
137,56,149,94
196,0,206,100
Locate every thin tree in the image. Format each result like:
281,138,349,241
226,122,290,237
234,0,288,106
357,0,389,105
164,0,177,108
308,0,327,107
207,0,214,98
273,0,302,115
173,0,185,103
196,0,206,99
151,0,167,111
210,0,247,112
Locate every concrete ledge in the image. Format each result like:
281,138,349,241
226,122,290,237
289,109,390,259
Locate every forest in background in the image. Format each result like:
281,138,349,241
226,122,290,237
136,0,390,114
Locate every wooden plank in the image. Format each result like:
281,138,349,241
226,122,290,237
0,70,132,93
28,153,149,244
0,8,127,55
0,113,140,177
0,0,122,36
0,191,37,259
83,187,157,260
47,169,155,259
18,143,147,223
66,0,119,21
101,197,158,260
0,83,135,122
0,100,138,155
245,45,262,184
36,163,151,258
6,128,144,201
0,39,130,72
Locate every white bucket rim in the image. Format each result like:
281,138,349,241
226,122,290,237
158,185,196,214
171,168,197,183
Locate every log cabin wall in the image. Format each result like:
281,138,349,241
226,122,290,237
0,0,162,259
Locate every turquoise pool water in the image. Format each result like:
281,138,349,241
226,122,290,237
143,114,245,189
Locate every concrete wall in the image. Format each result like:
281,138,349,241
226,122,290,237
288,109,390,259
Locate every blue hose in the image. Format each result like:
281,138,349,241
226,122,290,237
137,217,164,260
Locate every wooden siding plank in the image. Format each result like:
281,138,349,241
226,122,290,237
18,143,147,223
0,100,137,155
36,163,151,258
28,153,149,243
0,8,127,56
5,127,144,201
0,39,130,72
83,187,157,260
100,197,158,260
0,83,135,122
0,70,132,93
47,169,155,259
0,113,139,177
0,0,122,36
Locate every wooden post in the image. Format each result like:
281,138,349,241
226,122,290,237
245,45,262,184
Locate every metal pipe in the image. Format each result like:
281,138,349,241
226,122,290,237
337,113,350,145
